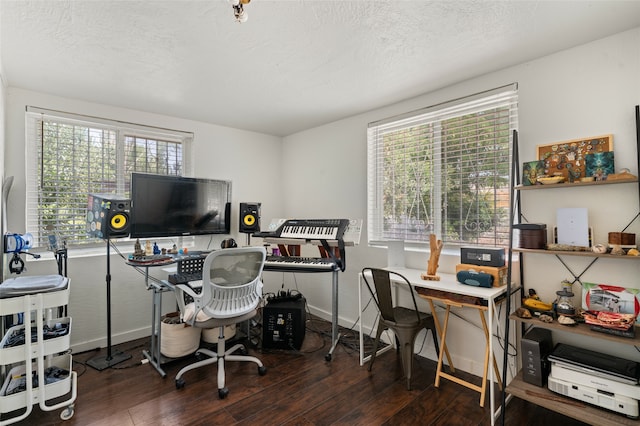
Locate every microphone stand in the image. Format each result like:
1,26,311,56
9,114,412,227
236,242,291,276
87,238,131,370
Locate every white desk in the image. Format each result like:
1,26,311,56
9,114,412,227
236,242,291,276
358,267,511,426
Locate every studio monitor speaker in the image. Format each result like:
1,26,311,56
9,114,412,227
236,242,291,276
239,202,261,234
87,194,131,239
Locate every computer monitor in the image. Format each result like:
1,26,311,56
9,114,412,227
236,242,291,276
130,173,231,238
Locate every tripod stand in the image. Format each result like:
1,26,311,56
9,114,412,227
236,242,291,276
87,238,131,370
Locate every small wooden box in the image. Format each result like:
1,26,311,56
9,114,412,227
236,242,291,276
455,264,508,287
608,232,636,246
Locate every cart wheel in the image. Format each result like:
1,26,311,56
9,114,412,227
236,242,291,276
60,405,74,420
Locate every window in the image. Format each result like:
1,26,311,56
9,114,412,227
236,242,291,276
25,108,192,249
367,85,518,248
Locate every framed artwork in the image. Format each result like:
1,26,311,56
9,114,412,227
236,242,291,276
585,151,615,180
522,160,545,186
582,282,640,321
536,134,613,183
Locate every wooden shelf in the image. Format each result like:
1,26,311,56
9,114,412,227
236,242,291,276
515,178,637,190
512,247,640,259
506,372,639,426
510,314,640,346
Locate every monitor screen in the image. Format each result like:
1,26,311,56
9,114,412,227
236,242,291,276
130,173,231,238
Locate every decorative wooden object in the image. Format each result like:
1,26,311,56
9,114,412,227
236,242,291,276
421,234,443,281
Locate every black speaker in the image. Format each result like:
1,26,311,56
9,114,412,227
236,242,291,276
521,328,553,387
87,194,131,239
262,297,306,350
239,202,261,234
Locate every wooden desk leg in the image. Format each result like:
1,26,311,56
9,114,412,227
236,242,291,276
427,299,455,373
479,309,490,407
434,304,452,388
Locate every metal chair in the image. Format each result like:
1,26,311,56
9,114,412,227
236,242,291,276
173,246,267,399
362,267,440,390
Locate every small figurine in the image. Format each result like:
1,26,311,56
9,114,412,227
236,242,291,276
145,240,152,255
133,239,145,257
153,242,160,255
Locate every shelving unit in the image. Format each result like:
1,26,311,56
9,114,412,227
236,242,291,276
501,106,640,426
0,275,77,425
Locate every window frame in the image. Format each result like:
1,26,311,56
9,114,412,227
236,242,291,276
367,84,518,249
25,107,193,250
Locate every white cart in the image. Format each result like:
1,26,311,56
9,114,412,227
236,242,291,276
0,275,77,424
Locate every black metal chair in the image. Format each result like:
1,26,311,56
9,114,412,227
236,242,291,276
362,267,440,390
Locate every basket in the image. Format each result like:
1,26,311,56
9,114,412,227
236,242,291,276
160,312,201,358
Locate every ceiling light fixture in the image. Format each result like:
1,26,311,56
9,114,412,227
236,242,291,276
230,0,250,23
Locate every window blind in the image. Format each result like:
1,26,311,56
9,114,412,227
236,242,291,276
367,84,518,247
25,108,192,248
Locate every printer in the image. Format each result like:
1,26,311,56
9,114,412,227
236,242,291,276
547,343,640,419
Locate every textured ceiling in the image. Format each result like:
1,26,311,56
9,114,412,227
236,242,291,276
2,0,640,137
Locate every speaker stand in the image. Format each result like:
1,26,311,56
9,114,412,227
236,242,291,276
87,239,131,371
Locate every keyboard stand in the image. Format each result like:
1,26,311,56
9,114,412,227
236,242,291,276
263,266,341,361
327,268,340,361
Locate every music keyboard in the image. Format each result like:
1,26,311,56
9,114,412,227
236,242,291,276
264,255,339,273
255,219,350,240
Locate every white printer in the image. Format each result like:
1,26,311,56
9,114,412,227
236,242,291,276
547,343,639,419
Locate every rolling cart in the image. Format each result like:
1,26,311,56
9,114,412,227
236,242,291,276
0,274,77,424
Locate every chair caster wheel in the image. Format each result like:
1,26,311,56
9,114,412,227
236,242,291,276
195,352,206,361
239,346,248,355
258,365,267,376
325,353,332,361
175,378,185,389
218,387,229,399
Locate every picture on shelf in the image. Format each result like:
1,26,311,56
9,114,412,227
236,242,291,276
582,282,640,320
522,160,545,186
585,151,615,180
536,134,613,183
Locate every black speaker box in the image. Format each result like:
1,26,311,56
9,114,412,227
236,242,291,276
239,202,261,233
262,297,306,350
521,327,553,387
460,246,505,267
87,194,131,239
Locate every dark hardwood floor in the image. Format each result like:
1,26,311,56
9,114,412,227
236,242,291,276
3,318,587,426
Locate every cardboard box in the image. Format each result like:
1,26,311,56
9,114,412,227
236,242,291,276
455,263,508,287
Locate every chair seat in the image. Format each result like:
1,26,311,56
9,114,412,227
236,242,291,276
390,306,433,326
192,309,258,329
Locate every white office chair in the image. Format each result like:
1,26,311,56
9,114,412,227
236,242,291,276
173,246,267,399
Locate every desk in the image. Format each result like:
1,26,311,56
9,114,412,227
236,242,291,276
358,267,512,426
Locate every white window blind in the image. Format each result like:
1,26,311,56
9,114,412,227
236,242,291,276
25,108,192,248
367,84,518,247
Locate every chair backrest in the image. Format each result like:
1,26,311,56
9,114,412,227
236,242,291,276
362,267,421,323
195,246,266,319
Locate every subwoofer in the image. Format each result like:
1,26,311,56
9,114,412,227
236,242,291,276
87,194,131,239
239,202,261,234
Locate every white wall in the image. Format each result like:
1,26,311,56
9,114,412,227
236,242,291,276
282,27,640,371
3,27,639,375
4,88,283,352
